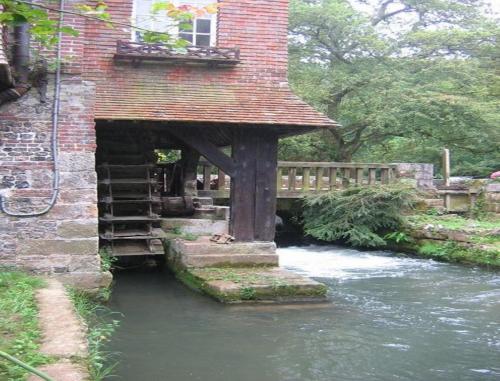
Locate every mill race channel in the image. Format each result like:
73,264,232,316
105,245,500,381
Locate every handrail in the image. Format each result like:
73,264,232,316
197,160,398,193
0,351,55,381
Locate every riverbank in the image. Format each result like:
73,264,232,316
0,271,51,380
0,270,115,381
399,214,500,268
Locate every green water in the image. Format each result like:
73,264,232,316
106,246,500,380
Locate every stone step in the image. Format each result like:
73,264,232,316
193,207,217,219
170,237,276,256
213,206,230,221
161,218,228,235
193,197,214,207
180,253,279,268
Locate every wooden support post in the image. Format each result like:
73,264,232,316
368,168,376,185
217,168,226,190
254,132,278,241
277,167,283,191
355,168,364,185
329,167,337,190
288,168,297,191
316,167,323,191
303,167,310,192
203,165,212,190
180,147,200,196
230,129,278,242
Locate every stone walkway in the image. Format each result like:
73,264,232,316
28,279,89,381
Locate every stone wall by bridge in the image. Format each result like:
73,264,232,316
395,163,434,189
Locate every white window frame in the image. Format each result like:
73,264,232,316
131,0,217,46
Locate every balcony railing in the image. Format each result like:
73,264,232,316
114,40,240,66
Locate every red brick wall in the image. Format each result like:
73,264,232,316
82,0,290,88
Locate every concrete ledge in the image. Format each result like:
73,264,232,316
177,267,328,304
161,218,228,236
168,236,279,268
164,236,327,303
56,271,113,294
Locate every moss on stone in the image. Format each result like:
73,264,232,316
170,266,327,303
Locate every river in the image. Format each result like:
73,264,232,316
105,245,500,381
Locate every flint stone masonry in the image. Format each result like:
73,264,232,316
0,76,103,290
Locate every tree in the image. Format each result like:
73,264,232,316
0,0,218,46
287,0,499,165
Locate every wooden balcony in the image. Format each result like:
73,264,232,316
114,40,240,66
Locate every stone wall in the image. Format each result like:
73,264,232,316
0,75,105,289
485,183,500,214
395,163,434,189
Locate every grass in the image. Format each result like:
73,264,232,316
0,270,52,381
418,241,500,268
392,212,500,268
68,289,120,381
409,213,500,231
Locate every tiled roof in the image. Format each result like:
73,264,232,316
95,80,337,128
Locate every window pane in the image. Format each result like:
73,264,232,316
196,19,211,34
196,35,210,47
179,33,193,43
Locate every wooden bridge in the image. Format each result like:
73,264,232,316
197,161,398,199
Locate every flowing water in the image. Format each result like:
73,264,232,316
106,246,500,381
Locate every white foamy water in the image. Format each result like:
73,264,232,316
278,245,439,281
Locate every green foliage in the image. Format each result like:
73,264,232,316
99,248,116,273
418,241,500,267
0,271,52,380
384,231,413,244
469,192,488,220
409,213,499,230
286,0,500,171
302,184,418,247
239,287,257,300
68,289,120,381
0,1,215,47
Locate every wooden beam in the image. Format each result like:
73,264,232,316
168,128,236,177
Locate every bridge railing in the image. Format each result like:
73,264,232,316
197,161,398,198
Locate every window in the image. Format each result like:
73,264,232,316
133,0,217,46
